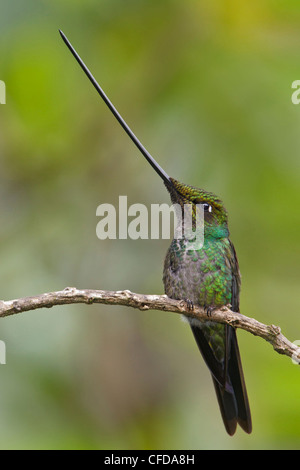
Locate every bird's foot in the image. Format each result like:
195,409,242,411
206,306,217,318
185,299,194,311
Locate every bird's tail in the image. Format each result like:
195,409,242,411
190,324,252,435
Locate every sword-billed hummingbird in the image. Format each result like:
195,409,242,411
60,30,252,435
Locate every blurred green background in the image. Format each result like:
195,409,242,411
0,0,299,450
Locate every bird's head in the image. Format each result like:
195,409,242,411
166,177,229,240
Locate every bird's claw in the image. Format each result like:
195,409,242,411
206,306,216,317
185,299,194,311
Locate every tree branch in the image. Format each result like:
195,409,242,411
0,287,298,363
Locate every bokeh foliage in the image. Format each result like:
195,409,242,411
0,0,299,449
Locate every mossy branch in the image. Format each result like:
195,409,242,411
0,287,298,363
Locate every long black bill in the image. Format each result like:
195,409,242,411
59,30,171,186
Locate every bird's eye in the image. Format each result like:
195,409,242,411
203,203,212,213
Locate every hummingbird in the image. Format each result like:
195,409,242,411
60,30,252,435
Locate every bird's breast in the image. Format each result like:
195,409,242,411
163,238,233,308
